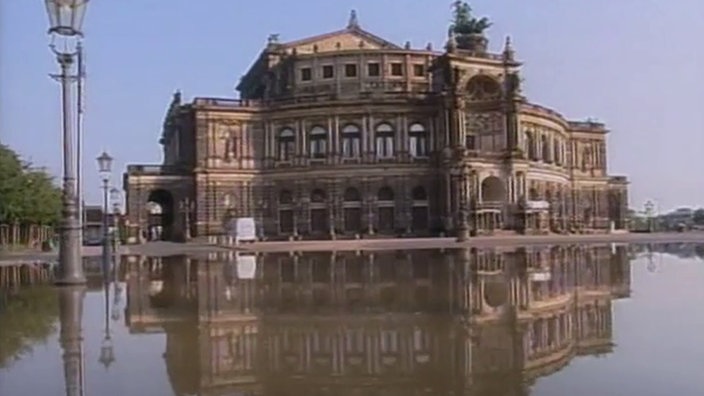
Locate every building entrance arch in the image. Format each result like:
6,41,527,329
147,189,175,241
481,176,505,203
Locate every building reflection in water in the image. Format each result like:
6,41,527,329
124,245,631,396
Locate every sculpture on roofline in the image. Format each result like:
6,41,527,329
448,1,492,52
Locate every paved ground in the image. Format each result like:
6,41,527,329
2,232,704,265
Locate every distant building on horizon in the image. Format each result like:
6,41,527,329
123,7,629,241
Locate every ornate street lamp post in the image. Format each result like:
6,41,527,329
97,151,113,267
110,187,121,252
46,0,90,285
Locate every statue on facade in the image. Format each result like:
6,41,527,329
347,9,360,29
448,1,492,52
267,33,280,45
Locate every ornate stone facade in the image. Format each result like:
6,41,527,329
124,11,628,241
124,244,631,394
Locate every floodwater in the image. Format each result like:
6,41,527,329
1,244,703,396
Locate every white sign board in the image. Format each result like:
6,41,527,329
236,253,257,280
529,271,551,282
526,200,550,210
228,217,257,243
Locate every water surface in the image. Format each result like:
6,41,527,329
1,244,702,395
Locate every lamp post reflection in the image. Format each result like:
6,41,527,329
98,266,115,369
58,285,87,396
111,258,123,323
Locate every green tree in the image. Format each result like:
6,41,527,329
0,143,62,225
693,208,704,225
0,286,59,368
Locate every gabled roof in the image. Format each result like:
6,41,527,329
280,10,401,53
236,10,400,94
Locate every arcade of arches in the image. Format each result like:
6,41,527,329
276,184,430,237
123,171,627,242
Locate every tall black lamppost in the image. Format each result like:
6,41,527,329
97,151,113,266
46,0,90,285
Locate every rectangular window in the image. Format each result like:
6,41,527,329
367,62,380,77
278,141,295,161
376,136,394,158
410,136,428,157
342,136,361,158
300,67,312,81
344,64,357,77
390,63,403,76
413,64,425,77
322,65,334,79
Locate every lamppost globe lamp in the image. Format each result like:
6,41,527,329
97,151,113,178
45,0,89,37
98,335,115,369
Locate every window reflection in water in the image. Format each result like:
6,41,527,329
123,245,631,395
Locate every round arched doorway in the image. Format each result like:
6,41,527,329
146,189,175,241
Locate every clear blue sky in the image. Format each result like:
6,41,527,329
1,0,702,211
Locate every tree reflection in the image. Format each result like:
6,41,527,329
0,286,59,368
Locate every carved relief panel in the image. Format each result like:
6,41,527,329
465,111,504,152
208,119,242,168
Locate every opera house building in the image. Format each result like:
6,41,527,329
123,7,629,241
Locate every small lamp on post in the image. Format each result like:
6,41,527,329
96,151,113,267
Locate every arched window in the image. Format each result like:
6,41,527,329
409,123,428,157
375,123,394,158
341,124,361,158
553,138,561,165
277,128,295,161
541,135,550,163
309,126,327,158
